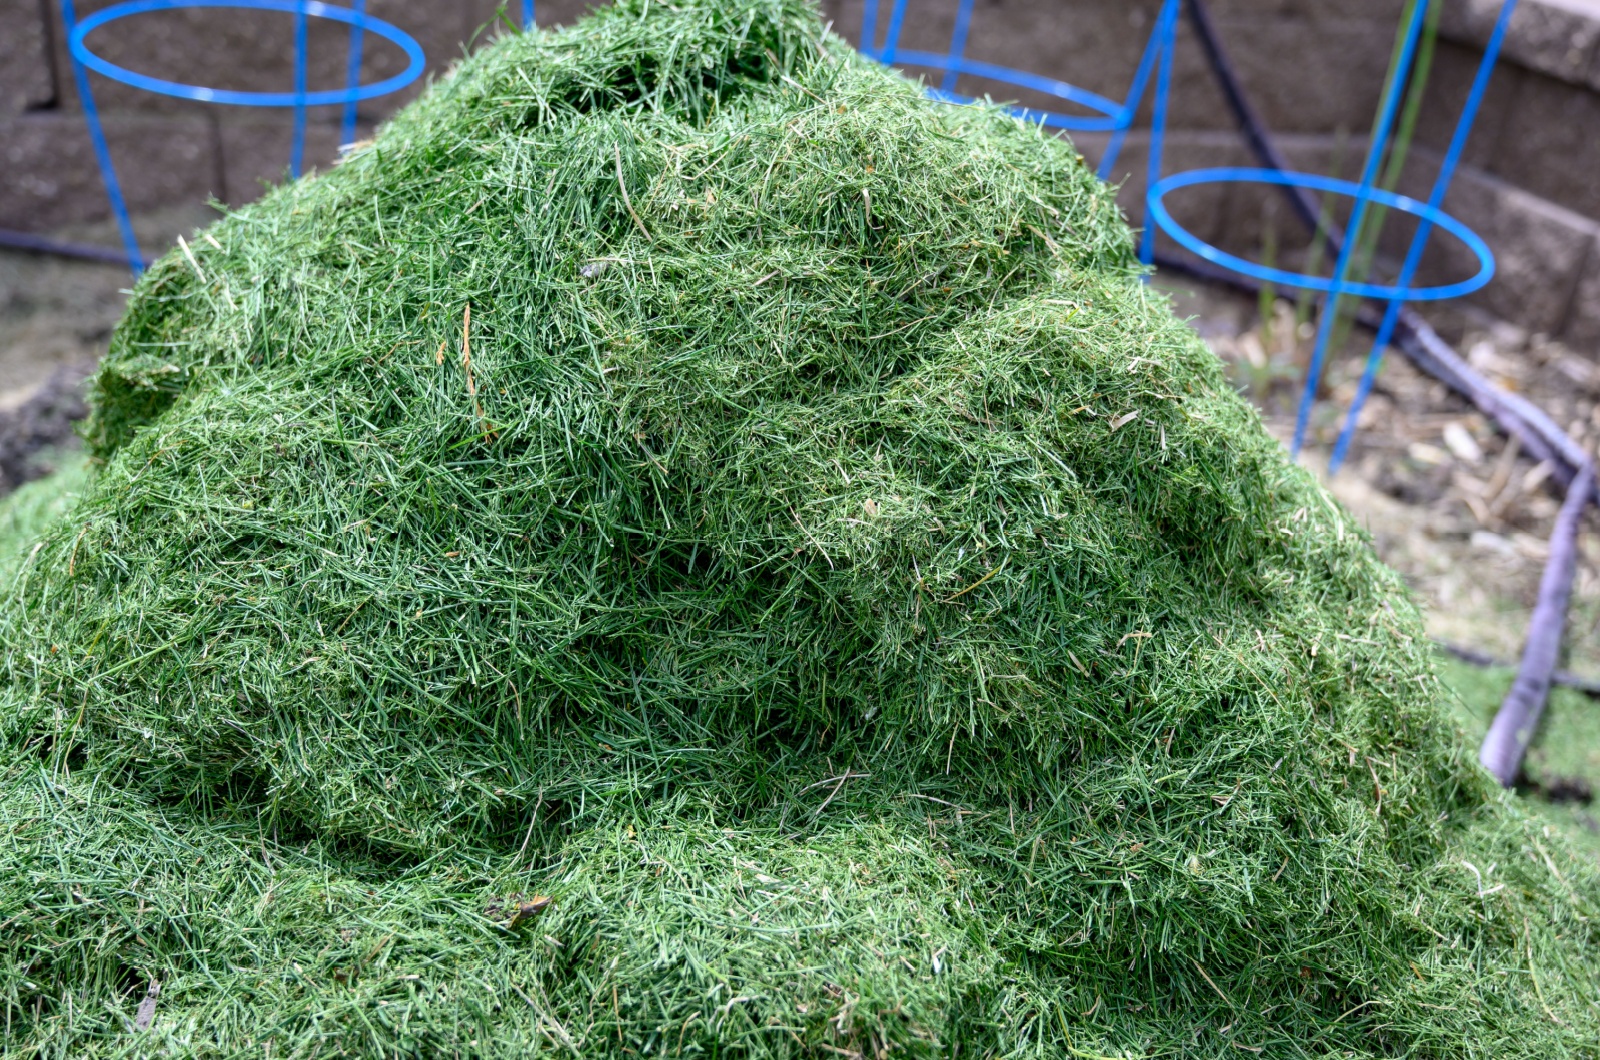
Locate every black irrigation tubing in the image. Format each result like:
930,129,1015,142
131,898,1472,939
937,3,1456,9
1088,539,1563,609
0,227,144,268
1181,0,1596,786
1438,641,1600,699
1156,249,1553,473
1393,321,1582,485
1183,0,1322,232
1480,465,1595,784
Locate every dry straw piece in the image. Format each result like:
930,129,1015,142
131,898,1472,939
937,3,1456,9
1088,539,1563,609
2,1,1598,1056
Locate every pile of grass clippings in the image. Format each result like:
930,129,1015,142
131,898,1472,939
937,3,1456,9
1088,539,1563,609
3,2,1599,1055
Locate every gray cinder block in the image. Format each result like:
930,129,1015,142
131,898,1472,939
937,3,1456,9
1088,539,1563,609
1,0,56,113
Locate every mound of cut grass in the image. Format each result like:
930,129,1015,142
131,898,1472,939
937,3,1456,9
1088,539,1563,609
3,1,1598,1055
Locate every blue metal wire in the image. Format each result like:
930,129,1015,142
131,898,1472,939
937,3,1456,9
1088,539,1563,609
1291,0,1433,457
877,49,1126,128
862,0,1178,182
1100,0,1176,181
523,0,535,30
59,0,147,274
861,0,880,56
340,0,366,147
880,0,912,64
1137,0,1180,266
1146,168,1494,300
939,0,976,95
69,1,425,108
290,2,308,176
64,0,425,275
1328,0,1520,474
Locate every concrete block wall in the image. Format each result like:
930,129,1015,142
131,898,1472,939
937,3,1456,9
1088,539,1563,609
1,1,595,230
4,0,1599,349
1,1,56,114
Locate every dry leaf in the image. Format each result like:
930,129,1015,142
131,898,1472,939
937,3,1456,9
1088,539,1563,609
509,895,552,929
1442,422,1483,464
135,979,160,1031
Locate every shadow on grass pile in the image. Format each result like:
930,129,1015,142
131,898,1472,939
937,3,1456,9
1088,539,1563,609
2,1,1598,1055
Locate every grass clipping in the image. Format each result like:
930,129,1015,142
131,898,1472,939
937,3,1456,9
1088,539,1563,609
4,2,1599,1055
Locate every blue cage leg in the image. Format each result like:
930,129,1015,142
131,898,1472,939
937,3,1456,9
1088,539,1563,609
1291,0,1432,457
1328,0,1520,473
66,0,425,276
60,0,147,274
341,0,367,147
1137,0,1180,267
290,1,308,177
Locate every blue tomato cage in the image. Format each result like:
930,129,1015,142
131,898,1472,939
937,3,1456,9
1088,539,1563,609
62,0,429,274
1148,168,1495,303
1145,0,1521,468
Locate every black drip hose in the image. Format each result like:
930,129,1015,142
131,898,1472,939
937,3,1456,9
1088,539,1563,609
1439,641,1600,698
1180,0,1595,786
1184,0,1324,235
1481,467,1596,781
1157,250,1569,477
0,227,143,268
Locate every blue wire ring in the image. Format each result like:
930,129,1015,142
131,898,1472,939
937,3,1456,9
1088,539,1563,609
869,49,1124,131
1148,167,1496,301
69,0,425,108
